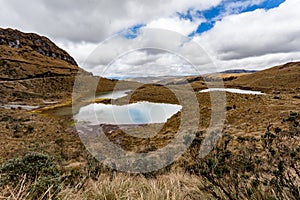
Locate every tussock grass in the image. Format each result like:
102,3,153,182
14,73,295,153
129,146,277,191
2,171,298,200
58,172,208,200
0,172,216,200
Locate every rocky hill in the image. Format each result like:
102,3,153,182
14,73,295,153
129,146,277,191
0,28,94,103
0,28,84,81
0,28,77,65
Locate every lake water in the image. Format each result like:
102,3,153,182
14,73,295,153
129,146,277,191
95,90,131,99
74,101,182,125
199,88,265,95
41,90,132,117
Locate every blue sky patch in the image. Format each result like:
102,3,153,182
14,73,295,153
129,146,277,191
122,24,145,39
177,10,194,21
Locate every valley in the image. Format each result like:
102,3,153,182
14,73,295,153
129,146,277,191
0,28,299,199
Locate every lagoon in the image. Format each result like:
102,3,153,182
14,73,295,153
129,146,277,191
74,101,182,125
199,88,265,95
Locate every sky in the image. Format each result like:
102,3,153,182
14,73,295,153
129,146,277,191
0,0,299,78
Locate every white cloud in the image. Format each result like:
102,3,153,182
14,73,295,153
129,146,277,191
80,28,214,77
0,0,222,74
0,0,298,75
195,0,300,70
97,51,199,78
57,42,98,67
0,0,221,43
222,0,265,15
145,17,204,36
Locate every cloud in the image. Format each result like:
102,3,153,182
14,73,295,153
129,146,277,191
80,28,214,77
195,0,300,70
59,0,298,77
221,0,265,15
145,17,204,36
0,0,222,75
0,0,297,76
57,42,98,66
0,0,221,43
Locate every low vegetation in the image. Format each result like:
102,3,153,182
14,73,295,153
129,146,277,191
0,112,299,199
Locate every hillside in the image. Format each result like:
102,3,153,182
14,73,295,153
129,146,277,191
0,28,106,103
0,27,299,199
0,28,82,80
227,62,300,92
220,69,257,74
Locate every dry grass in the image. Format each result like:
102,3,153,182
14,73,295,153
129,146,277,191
60,173,201,200
228,62,300,91
0,173,220,200
2,170,298,200
0,176,57,200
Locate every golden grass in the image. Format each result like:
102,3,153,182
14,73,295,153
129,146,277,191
4,171,297,200
58,173,217,200
0,176,57,200
0,173,219,200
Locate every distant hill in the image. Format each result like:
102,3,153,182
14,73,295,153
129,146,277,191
220,69,258,74
228,62,300,92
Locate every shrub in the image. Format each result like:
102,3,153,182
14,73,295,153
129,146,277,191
0,152,60,198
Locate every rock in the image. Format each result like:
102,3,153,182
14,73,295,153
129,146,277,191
274,96,281,99
0,28,77,66
226,106,233,111
293,96,300,99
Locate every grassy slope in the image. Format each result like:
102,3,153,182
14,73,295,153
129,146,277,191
227,62,300,92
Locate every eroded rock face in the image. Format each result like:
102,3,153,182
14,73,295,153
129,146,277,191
0,27,94,102
0,27,93,82
0,28,77,66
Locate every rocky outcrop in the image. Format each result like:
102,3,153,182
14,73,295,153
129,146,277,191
0,27,94,102
0,28,77,66
0,27,131,103
0,27,95,82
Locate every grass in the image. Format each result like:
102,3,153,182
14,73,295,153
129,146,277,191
0,68,299,199
1,170,297,200
58,173,209,200
0,172,227,200
0,112,299,199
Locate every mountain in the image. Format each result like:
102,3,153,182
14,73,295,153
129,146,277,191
0,28,85,81
227,62,300,92
0,28,94,103
220,69,257,74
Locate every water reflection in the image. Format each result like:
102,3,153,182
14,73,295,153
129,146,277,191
199,88,265,95
74,101,182,125
96,90,131,99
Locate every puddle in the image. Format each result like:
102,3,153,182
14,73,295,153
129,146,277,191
74,101,182,125
0,104,39,110
43,100,60,104
199,88,265,95
95,90,131,99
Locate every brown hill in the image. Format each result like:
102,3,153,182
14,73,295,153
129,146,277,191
0,28,77,65
0,28,98,103
227,62,300,92
0,28,85,81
